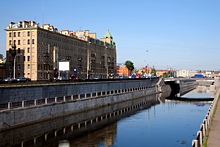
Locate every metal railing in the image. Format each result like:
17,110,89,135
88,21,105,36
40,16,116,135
192,90,219,147
0,86,154,111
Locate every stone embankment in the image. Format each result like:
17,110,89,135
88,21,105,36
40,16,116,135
192,77,220,147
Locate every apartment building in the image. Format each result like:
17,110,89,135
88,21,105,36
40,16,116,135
5,20,116,80
116,64,129,76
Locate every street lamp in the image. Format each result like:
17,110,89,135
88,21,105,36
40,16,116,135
13,53,22,79
146,50,149,76
105,46,108,79
87,42,91,79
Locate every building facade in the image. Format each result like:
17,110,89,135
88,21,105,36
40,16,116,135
116,64,129,77
176,70,197,78
0,54,6,78
5,21,116,80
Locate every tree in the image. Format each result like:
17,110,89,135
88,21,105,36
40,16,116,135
162,71,173,78
151,67,157,76
125,60,134,76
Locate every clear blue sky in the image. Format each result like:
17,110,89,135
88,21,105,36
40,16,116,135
1,0,220,70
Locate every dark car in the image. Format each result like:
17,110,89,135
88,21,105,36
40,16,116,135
17,77,31,82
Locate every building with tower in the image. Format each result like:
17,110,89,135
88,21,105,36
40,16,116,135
5,20,116,80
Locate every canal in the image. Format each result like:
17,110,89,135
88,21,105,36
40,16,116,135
0,87,211,147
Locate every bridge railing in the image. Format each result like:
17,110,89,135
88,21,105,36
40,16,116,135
192,90,219,147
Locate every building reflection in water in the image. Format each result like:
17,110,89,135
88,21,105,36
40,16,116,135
0,92,168,147
58,140,70,147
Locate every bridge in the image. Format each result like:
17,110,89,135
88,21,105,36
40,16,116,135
164,77,216,102
164,78,198,97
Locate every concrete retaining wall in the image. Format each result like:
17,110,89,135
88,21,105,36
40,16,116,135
0,78,159,104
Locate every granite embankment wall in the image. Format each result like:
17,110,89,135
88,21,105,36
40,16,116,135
0,78,159,104
0,78,171,130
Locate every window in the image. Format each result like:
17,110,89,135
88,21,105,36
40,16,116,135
27,31,30,36
14,32,16,37
18,65,20,70
23,56,25,61
9,40,12,45
9,32,12,37
27,56,30,61
27,48,30,53
18,40,20,45
13,40,16,45
32,39,34,44
27,64,30,70
18,32,20,37
27,39,30,44
17,56,20,62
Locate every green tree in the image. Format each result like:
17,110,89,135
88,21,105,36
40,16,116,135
151,67,157,76
167,71,173,77
162,71,173,78
125,60,134,76
162,72,167,78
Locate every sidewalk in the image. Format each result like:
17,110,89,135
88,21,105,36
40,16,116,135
207,96,220,147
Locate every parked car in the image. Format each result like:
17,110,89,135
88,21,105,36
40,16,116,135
57,76,69,81
17,77,31,82
4,77,17,83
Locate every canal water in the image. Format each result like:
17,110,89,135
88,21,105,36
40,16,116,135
0,87,212,147
68,89,211,147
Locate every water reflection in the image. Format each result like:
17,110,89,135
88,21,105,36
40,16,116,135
58,140,70,147
181,86,212,99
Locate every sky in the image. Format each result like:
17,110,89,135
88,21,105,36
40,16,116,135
1,0,220,71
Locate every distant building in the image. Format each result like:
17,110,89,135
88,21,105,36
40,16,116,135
176,70,197,78
5,20,116,80
137,67,147,75
116,64,129,76
136,67,153,77
204,71,216,78
137,67,147,74
156,70,168,77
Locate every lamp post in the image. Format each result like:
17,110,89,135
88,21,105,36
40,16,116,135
13,53,22,79
105,46,108,79
146,50,149,76
87,42,91,79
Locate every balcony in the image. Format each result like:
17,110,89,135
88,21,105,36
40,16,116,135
43,53,49,57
